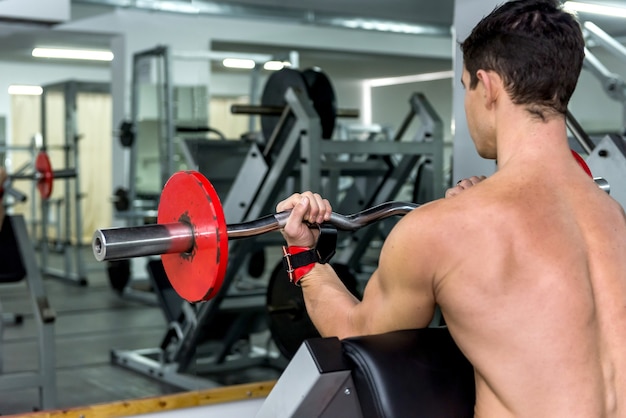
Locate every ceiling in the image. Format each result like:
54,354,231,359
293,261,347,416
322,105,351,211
0,0,624,74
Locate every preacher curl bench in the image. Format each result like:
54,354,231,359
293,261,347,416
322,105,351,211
256,327,475,418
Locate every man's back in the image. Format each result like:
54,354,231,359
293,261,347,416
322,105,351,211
432,165,626,417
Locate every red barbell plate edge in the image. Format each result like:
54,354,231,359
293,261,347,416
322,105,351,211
34,151,54,199
571,149,592,177
158,171,229,302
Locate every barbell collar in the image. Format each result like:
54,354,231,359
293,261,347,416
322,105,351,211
93,222,193,262
594,177,610,194
92,201,418,262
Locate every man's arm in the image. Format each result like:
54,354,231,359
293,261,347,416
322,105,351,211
277,193,440,339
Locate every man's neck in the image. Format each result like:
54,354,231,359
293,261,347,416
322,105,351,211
494,108,570,170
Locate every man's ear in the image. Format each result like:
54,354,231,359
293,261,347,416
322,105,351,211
476,69,499,108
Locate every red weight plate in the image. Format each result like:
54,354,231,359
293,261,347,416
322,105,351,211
34,151,54,199
571,150,592,177
158,171,229,302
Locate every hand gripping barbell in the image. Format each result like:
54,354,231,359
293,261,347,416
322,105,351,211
92,170,417,303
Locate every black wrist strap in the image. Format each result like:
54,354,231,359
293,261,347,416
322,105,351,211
315,223,337,264
282,223,337,274
287,249,319,268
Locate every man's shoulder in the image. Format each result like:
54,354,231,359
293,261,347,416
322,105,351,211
415,189,508,218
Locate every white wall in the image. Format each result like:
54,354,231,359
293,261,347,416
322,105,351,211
0,62,110,145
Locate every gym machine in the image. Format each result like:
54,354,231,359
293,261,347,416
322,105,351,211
101,64,442,387
262,90,446,358
110,45,284,303
0,215,57,410
38,80,110,286
568,22,626,209
333,92,445,270
256,327,474,418
582,21,626,134
105,43,450,384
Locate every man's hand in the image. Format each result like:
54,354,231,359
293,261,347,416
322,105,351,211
276,192,332,248
445,175,486,198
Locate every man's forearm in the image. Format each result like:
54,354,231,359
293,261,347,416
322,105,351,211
299,263,361,339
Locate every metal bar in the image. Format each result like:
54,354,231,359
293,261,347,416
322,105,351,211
584,22,626,66
93,201,418,262
566,111,595,155
231,104,359,118
10,169,76,181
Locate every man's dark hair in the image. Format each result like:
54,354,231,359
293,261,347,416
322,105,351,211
460,0,585,119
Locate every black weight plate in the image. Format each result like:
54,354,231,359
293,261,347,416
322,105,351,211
247,248,266,278
118,120,135,148
302,68,337,139
266,260,361,359
114,187,130,212
266,260,319,359
260,68,309,153
107,259,131,294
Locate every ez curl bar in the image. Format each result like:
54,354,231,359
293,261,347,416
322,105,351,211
92,170,417,303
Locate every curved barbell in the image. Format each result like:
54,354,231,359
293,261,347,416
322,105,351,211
92,171,416,302
93,200,417,263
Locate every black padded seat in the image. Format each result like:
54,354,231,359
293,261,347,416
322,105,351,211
0,216,27,283
342,327,475,418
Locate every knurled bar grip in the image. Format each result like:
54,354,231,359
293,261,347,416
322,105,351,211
92,201,418,262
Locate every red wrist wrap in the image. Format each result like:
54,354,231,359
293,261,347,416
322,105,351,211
282,245,317,285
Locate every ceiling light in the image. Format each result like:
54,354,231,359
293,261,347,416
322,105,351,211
263,61,291,71
8,85,43,95
32,47,114,61
563,2,626,18
222,58,256,69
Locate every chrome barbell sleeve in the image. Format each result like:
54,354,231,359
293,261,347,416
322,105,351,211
93,201,419,262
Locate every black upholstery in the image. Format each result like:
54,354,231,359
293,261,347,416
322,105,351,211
342,327,475,418
0,216,26,283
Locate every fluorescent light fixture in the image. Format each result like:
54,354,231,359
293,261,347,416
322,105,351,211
8,85,43,95
32,47,114,61
222,58,256,69
263,61,291,71
366,70,454,88
563,1,626,18
138,0,200,13
326,17,449,36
